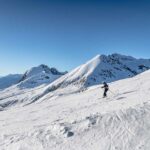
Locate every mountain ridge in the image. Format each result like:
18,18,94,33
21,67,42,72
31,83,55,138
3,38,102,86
42,53,150,93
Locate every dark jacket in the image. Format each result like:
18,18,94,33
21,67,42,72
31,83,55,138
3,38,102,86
101,83,109,90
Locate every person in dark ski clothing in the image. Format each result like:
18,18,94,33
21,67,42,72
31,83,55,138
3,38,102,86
101,82,109,97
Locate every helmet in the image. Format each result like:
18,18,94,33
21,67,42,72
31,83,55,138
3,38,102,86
103,81,107,85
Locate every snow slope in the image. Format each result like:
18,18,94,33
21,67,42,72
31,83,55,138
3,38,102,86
0,69,150,150
0,74,22,90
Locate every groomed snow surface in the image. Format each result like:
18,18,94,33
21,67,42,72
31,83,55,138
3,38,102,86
0,69,150,150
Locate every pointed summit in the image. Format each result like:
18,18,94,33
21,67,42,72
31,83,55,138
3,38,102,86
18,64,67,88
20,64,66,82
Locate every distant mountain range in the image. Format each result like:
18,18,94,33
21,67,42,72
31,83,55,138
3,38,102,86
0,64,67,90
0,53,150,91
0,74,22,90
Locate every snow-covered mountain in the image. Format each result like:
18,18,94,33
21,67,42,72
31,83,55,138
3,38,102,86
0,67,150,150
17,64,67,88
0,64,67,108
0,74,22,90
41,53,150,93
0,65,66,90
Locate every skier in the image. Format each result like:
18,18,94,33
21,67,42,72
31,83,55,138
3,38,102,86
101,82,109,98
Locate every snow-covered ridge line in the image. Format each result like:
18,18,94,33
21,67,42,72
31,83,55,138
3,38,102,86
37,53,150,94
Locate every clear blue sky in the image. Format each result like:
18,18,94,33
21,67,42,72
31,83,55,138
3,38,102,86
0,0,150,75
